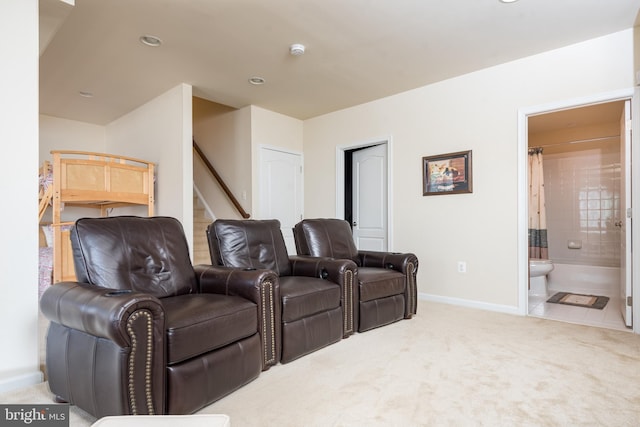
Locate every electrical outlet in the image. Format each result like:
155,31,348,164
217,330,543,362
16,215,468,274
457,261,467,273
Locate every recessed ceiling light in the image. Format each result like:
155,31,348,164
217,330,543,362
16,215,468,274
500,0,519,3
248,77,266,85
140,35,162,47
78,91,94,98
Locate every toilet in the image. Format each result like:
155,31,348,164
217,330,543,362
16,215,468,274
529,258,554,296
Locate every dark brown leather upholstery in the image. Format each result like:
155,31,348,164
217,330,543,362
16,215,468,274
207,219,357,363
40,216,278,417
293,218,418,332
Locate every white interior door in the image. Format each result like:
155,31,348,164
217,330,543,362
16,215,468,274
259,148,303,254
620,100,632,327
352,144,387,251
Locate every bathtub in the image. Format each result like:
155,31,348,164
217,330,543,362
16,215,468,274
547,262,620,294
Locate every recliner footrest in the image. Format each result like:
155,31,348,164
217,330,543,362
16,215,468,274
281,307,342,363
359,294,405,332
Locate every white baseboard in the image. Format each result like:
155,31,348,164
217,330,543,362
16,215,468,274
0,371,44,394
419,292,521,316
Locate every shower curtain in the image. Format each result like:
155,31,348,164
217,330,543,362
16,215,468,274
528,147,548,259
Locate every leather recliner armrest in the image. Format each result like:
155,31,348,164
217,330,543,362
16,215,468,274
40,281,166,415
40,281,165,348
357,251,418,273
194,265,282,369
358,251,419,318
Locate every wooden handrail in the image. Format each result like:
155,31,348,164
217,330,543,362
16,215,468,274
193,140,250,219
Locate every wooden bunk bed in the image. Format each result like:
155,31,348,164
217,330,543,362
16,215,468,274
39,150,155,284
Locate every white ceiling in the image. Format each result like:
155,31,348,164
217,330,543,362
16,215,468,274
39,0,640,125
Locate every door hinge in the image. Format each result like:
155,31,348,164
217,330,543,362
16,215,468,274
627,296,633,307
627,208,632,219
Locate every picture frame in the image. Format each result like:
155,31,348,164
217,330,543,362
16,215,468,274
422,150,473,196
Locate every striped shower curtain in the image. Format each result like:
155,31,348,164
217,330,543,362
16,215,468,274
528,147,548,259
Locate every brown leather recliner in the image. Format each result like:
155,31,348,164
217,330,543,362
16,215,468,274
40,216,279,418
207,219,357,363
293,218,418,332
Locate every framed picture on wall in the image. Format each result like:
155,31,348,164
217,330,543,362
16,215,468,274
422,150,473,196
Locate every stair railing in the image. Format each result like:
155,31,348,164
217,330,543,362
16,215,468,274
193,140,250,219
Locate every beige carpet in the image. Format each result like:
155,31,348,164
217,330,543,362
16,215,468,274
3,300,640,426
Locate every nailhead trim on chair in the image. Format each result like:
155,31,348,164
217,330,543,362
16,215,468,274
261,281,276,365
406,262,416,316
126,310,155,415
344,269,354,335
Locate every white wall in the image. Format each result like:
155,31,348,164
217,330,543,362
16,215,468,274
303,30,634,312
39,115,106,163
250,105,304,218
0,0,43,392
251,105,304,153
106,84,194,252
193,99,252,219
192,103,303,221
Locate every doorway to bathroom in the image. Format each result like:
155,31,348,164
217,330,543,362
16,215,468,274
518,90,637,332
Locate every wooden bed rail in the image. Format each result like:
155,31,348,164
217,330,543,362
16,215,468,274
50,150,154,167
193,140,250,219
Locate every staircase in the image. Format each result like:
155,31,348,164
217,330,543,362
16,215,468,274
193,192,213,265
192,140,248,264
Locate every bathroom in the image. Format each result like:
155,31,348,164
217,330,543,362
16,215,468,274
527,100,630,331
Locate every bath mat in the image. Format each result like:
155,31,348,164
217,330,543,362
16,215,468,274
547,292,609,310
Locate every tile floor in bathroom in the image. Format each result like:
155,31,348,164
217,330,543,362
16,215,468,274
528,286,630,331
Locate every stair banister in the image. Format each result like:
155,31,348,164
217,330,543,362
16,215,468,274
193,140,250,219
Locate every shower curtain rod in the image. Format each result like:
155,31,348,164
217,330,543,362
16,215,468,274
534,135,620,149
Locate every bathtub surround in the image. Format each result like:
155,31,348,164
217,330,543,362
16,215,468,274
548,263,620,294
543,144,621,267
